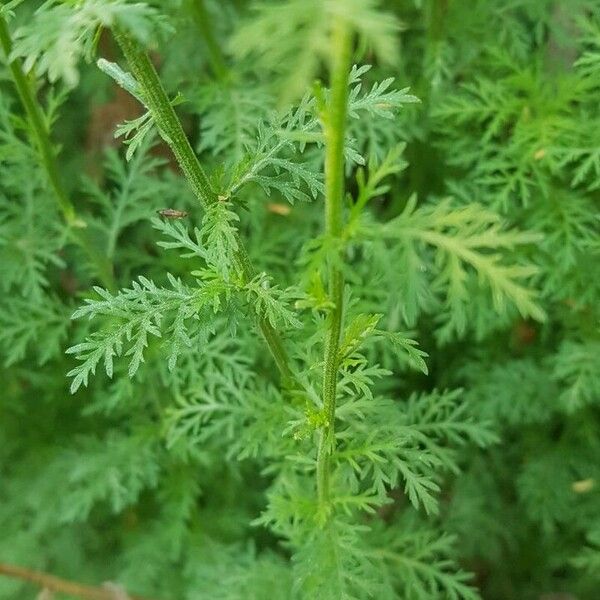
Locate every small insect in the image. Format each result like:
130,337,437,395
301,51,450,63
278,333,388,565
157,208,189,219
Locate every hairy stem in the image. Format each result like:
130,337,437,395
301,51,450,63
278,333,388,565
316,19,353,510
113,31,293,381
0,562,157,600
188,0,228,79
0,14,115,291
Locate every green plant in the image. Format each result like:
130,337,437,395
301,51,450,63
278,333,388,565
1,1,599,599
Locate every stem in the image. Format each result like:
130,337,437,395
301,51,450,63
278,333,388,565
427,0,449,43
0,562,157,600
71,228,117,292
113,31,293,381
188,0,228,79
235,242,294,380
316,20,353,510
0,15,74,223
0,14,116,291
114,30,216,207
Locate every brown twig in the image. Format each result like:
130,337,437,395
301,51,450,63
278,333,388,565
0,563,158,600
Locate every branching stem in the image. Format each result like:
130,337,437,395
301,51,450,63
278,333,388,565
113,31,293,381
0,14,116,291
0,562,157,600
316,19,353,510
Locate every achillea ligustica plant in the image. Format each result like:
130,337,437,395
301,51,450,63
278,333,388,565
0,1,599,599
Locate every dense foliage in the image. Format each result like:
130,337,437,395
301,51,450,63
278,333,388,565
0,1,599,599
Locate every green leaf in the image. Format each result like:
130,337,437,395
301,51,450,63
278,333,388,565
379,330,429,375
338,313,382,361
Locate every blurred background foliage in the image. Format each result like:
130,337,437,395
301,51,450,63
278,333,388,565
0,0,599,599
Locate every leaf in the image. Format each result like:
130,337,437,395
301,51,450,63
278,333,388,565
226,94,323,203
231,0,403,103
375,196,546,333
244,273,303,330
348,71,420,120
552,340,600,413
115,111,154,161
338,313,382,361
66,274,228,392
97,58,143,101
371,520,481,600
11,0,169,87
379,330,429,375
153,217,207,260
200,201,240,280
0,295,69,366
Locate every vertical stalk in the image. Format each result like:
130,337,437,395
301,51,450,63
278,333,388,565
113,30,294,382
188,0,228,79
0,14,75,223
427,0,449,44
114,30,217,206
316,19,353,510
0,14,115,291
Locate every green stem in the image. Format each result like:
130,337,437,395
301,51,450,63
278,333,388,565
235,242,294,381
0,13,115,291
188,0,228,79
316,19,353,510
114,30,216,207
70,228,117,292
0,15,74,223
114,30,293,381
427,0,448,43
